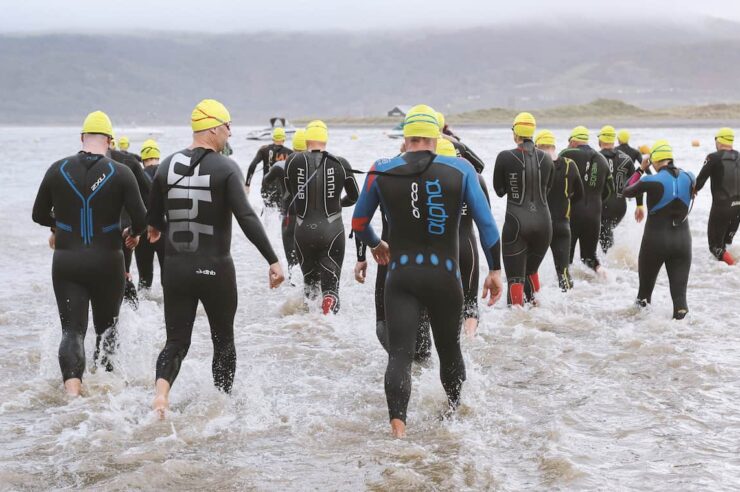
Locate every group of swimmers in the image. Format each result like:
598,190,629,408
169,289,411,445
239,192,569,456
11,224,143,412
32,100,739,437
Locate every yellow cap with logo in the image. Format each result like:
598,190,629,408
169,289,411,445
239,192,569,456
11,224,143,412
140,139,160,160
191,99,231,132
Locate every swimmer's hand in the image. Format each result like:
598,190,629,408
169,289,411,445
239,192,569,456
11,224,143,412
48,232,55,250
640,156,651,172
635,206,645,223
147,226,161,243
269,262,285,289
354,261,367,283
122,228,140,249
482,270,503,306
371,240,390,265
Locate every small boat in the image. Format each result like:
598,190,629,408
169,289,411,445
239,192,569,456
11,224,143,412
246,117,296,141
387,122,404,139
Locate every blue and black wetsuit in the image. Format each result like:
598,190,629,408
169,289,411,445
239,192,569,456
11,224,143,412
352,150,501,424
32,151,147,381
561,145,614,271
282,150,359,313
134,163,165,289
547,155,584,290
696,150,740,260
245,143,293,209
623,163,695,319
147,148,278,392
600,148,642,253
493,140,554,304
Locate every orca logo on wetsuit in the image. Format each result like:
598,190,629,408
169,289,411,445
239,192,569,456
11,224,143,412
426,179,447,235
167,152,214,253
411,182,421,219
91,173,107,192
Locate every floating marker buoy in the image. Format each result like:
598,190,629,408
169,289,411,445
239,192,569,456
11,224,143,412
639,144,650,155
691,139,700,147
351,134,358,140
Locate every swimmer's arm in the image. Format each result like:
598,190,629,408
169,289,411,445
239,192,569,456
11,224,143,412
227,169,279,264
465,169,502,271
351,168,381,248
694,155,714,192
263,161,285,186
626,158,644,206
545,155,555,194
120,165,147,236
146,167,166,231
31,165,55,228
340,158,360,207
623,174,651,198
603,173,615,202
244,148,263,187
355,235,367,262
570,161,585,203
461,143,486,173
478,174,491,205
492,153,507,197
127,155,151,201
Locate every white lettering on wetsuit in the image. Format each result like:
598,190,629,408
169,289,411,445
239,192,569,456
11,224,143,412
509,172,520,200
167,152,214,253
297,166,306,200
411,182,420,219
91,173,106,192
326,166,335,199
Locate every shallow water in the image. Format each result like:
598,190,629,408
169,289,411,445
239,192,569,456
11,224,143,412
1,126,739,491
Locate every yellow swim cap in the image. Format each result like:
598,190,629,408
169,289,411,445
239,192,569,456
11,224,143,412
513,112,536,138
292,129,307,151
436,138,457,157
191,99,231,132
716,127,734,146
140,139,160,160
650,140,673,162
82,110,114,137
118,136,130,150
305,120,328,143
535,130,556,147
403,104,440,139
272,127,286,141
598,125,617,144
617,130,630,144
570,126,589,142
435,111,445,129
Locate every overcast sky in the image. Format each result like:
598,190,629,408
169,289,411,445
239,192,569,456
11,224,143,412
1,0,737,33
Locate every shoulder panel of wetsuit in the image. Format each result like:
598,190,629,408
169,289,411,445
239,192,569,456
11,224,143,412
339,156,360,207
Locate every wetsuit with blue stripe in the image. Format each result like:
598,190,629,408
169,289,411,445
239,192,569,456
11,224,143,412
493,140,554,304
623,163,695,319
352,150,501,424
696,150,740,260
32,151,147,381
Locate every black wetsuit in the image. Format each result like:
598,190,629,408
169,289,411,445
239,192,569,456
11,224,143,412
147,148,278,392
623,164,695,319
282,150,359,313
134,164,165,289
547,155,584,290
560,145,614,270
352,151,501,424
110,149,150,305
32,151,147,381
245,144,293,208
616,143,643,168
696,150,740,260
600,148,642,253
493,141,554,304
459,174,491,316
263,158,300,272
450,139,485,173
120,149,143,163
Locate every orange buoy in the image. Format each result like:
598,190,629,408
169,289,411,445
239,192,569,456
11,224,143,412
691,139,700,147
639,144,650,155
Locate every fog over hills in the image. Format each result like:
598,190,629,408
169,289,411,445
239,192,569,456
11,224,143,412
3,19,740,125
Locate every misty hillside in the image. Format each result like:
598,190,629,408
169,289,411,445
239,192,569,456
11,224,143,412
2,19,740,125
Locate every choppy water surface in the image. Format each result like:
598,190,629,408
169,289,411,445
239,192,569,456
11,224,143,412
1,126,739,491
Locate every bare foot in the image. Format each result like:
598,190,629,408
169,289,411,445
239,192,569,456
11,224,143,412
153,378,171,419
596,266,608,279
463,318,478,338
390,419,406,438
64,378,82,397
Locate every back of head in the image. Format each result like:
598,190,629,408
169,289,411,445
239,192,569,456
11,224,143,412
141,139,160,160
191,99,231,132
272,127,286,143
598,125,616,146
651,139,674,168
535,129,556,148
569,126,590,145
118,136,130,150
292,129,307,151
512,112,536,140
305,120,328,144
435,111,445,131
617,129,630,145
436,138,456,157
716,127,735,147
403,104,440,140
82,110,114,138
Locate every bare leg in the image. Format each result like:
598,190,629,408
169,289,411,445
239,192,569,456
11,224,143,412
463,317,478,338
390,418,406,438
153,378,171,419
64,378,82,397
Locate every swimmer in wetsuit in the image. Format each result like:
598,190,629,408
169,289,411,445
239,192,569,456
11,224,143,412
560,126,615,274
493,113,553,305
133,139,165,289
536,130,584,291
263,129,306,277
616,130,644,170
352,105,503,438
147,99,284,416
623,140,695,319
695,127,740,265
279,120,359,314
245,127,293,209
598,125,644,253
31,111,147,396
118,136,142,163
